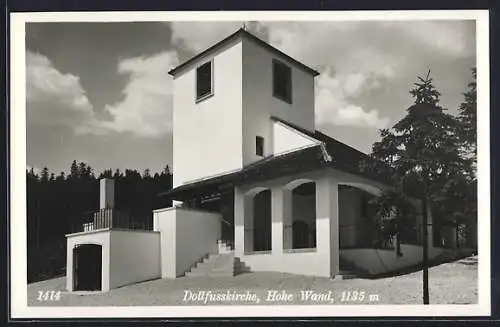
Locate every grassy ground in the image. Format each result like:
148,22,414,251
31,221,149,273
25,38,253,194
28,256,477,306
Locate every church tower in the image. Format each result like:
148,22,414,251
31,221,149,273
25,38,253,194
169,29,319,188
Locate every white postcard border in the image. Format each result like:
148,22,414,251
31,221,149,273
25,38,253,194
10,10,491,318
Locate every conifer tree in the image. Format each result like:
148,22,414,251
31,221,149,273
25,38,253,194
457,68,477,178
363,71,466,304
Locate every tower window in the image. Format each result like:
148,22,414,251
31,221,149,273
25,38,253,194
256,136,264,157
196,61,213,101
272,59,292,104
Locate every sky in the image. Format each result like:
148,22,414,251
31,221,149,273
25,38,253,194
25,20,476,176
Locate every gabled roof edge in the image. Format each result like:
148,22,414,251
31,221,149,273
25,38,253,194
168,28,320,77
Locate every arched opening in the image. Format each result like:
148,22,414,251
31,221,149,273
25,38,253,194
244,188,272,253
284,180,317,250
73,244,102,291
338,184,388,249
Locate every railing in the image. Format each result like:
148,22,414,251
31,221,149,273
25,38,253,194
218,239,234,249
71,208,153,233
283,224,316,249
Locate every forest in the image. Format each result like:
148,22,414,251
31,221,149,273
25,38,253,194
26,162,172,282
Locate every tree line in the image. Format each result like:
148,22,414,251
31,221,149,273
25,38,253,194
27,162,172,282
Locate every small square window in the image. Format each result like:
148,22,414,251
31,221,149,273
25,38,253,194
272,59,292,104
196,61,213,101
256,136,264,157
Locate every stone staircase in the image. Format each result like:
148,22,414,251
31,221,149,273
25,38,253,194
184,242,250,277
337,256,370,280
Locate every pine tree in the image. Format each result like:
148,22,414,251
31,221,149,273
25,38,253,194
40,167,50,183
78,162,87,179
70,160,79,179
457,68,477,178
27,167,39,180
56,171,65,181
162,165,171,176
363,71,466,304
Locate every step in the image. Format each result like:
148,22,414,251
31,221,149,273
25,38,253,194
337,272,359,280
190,265,235,273
185,251,250,277
195,256,234,266
339,257,369,277
185,271,235,278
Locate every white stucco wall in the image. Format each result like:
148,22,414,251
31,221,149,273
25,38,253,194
108,230,161,289
242,37,316,166
67,229,161,292
172,34,318,186
175,208,221,276
66,230,110,292
241,250,330,277
272,121,318,156
233,167,394,277
153,207,221,278
234,169,336,277
341,244,445,275
153,208,177,278
172,38,243,187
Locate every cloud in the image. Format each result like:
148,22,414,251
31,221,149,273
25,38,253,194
27,50,180,138
170,20,474,129
171,21,243,52
95,51,180,137
315,67,390,128
27,21,474,138
26,51,99,132
170,21,395,128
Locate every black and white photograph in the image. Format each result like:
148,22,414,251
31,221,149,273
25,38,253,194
9,10,490,318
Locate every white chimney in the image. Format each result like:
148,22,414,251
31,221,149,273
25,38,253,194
100,178,115,209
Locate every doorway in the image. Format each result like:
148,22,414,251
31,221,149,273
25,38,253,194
73,244,102,291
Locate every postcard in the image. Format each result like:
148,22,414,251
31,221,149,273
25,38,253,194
9,10,490,318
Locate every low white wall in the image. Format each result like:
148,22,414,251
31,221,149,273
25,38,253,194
340,244,445,275
108,230,161,289
241,250,331,277
154,207,221,278
175,209,221,276
66,230,111,292
153,208,177,278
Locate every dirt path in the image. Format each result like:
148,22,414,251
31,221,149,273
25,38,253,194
28,256,478,306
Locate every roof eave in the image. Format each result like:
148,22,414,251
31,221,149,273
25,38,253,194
168,28,320,77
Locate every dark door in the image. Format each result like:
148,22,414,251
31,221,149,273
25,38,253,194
73,244,102,291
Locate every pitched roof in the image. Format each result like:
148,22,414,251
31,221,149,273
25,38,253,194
160,118,392,201
159,145,327,200
168,28,320,77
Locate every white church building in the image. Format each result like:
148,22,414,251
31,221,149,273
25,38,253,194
65,29,474,292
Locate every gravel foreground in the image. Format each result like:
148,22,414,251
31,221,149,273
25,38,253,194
28,256,478,306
